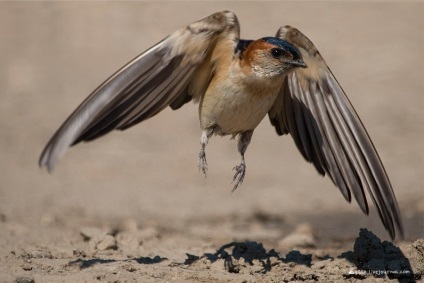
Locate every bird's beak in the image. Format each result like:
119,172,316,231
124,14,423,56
286,59,307,68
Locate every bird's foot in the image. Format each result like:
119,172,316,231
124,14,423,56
231,162,246,192
198,149,208,177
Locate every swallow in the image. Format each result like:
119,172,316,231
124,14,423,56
39,11,403,239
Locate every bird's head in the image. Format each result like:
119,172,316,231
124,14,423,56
241,37,307,78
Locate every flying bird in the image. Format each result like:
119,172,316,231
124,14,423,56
39,11,403,239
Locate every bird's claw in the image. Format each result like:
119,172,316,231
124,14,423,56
231,162,246,192
198,149,208,177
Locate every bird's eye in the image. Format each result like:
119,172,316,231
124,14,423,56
271,48,283,58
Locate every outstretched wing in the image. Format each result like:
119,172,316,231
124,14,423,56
268,26,403,239
39,11,240,172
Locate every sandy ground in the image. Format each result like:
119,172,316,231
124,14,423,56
0,1,423,282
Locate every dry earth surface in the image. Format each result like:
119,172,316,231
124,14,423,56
0,2,423,282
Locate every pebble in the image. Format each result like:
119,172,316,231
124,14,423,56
278,223,316,248
14,277,34,283
97,235,117,251
21,263,32,271
312,258,333,270
116,233,141,257
80,227,104,241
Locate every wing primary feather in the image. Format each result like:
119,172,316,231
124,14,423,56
72,55,177,143
268,88,287,135
319,83,369,213
309,79,365,205
118,64,195,129
77,55,193,140
38,41,169,170
291,75,333,180
292,73,351,202
324,71,403,238
115,56,187,128
314,79,370,213
283,78,310,160
299,91,329,176
292,85,315,162
287,75,327,175
72,58,167,143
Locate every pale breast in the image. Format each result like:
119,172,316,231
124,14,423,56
199,77,282,135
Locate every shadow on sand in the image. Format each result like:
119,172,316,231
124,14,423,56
68,229,417,282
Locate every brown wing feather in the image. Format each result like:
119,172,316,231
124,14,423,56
269,26,403,239
39,11,240,172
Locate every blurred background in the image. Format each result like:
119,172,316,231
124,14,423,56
0,1,422,244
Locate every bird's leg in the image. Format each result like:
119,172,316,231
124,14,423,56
198,127,214,177
232,130,253,192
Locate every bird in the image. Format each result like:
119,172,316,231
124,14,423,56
39,11,403,239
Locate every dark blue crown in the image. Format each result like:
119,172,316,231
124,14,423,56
261,37,301,60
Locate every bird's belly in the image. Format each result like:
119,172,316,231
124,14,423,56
200,84,279,135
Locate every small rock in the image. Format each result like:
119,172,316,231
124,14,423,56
410,238,424,256
312,259,332,270
139,227,160,242
406,239,424,276
124,263,138,272
278,223,316,248
249,259,265,274
97,235,117,251
72,249,87,258
14,277,34,283
210,258,226,272
80,227,104,241
116,233,141,257
21,263,32,271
